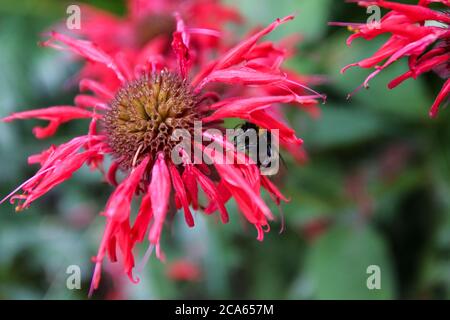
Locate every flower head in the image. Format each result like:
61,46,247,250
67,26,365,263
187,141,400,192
331,0,450,117
1,11,323,296
166,259,202,282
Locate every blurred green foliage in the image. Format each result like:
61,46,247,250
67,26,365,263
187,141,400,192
0,0,449,300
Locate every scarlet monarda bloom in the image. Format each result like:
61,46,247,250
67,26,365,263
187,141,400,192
331,0,449,117
1,13,323,295
75,0,241,54
166,259,202,282
68,0,242,101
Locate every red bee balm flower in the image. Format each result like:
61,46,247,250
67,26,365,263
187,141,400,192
70,0,323,163
75,0,242,53
1,14,323,295
331,0,450,117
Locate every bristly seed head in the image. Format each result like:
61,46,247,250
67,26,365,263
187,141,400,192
104,71,199,169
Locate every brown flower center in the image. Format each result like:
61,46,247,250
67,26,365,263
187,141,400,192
135,14,176,48
104,71,199,169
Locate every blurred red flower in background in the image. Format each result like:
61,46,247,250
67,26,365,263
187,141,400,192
331,0,449,117
76,0,242,52
66,0,242,98
1,2,324,296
